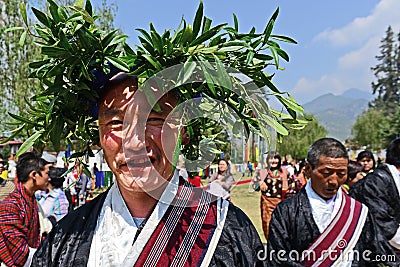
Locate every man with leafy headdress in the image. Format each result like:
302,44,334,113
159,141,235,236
9,0,306,266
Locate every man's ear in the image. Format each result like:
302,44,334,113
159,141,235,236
304,162,312,179
29,171,37,182
181,132,190,145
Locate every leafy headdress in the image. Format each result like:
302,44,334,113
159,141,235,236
8,0,305,168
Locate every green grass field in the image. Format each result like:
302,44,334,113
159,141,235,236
229,177,267,243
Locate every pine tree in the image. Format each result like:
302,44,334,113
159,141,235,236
370,26,399,112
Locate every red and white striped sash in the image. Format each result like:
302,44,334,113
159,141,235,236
133,181,226,267
301,193,368,267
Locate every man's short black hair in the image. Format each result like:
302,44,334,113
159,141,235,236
386,138,400,168
16,152,48,183
48,167,65,188
307,138,348,169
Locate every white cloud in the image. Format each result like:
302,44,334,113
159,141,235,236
315,0,400,46
291,75,344,104
292,0,400,104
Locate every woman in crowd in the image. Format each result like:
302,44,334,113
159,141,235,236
254,152,291,239
207,159,235,200
356,150,376,176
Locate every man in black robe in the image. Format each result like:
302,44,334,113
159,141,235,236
32,73,265,267
266,138,398,266
350,139,400,254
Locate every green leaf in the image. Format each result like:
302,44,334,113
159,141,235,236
253,53,273,61
271,34,297,44
233,13,239,32
16,129,45,158
176,58,196,86
245,50,255,65
260,72,281,93
58,6,68,21
8,112,42,127
32,7,50,27
41,46,68,57
192,0,203,39
69,7,95,24
105,56,130,72
19,31,27,47
263,18,274,45
150,26,163,54
48,0,61,22
213,55,233,92
270,46,279,68
275,47,290,62
20,2,28,26
0,125,25,145
74,0,85,9
4,26,25,32
201,17,212,34
136,28,153,43
50,116,64,150
85,0,93,16
276,95,304,114
191,23,226,46
138,36,156,55
58,29,73,51
218,46,242,52
142,54,163,70
101,29,119,48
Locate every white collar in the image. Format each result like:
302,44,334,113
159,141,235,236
305,179,342,233
87,171,180,267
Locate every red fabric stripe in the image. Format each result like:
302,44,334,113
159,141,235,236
134,184,218,267
302,194,363,266
319,196,362,266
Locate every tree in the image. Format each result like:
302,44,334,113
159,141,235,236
0,0,42,133
277,114,327,159
370,26,399,112
351,26,400,148
351,108,391,150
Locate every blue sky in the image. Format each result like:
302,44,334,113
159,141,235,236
94,0,400,104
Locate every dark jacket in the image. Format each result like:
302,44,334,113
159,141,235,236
267,188,398,266
32,186,266,267
349,164,400,242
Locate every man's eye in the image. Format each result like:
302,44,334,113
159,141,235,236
147,118,165,125
107,120,123,126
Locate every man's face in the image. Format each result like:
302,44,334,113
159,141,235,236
35,164,50,191
305,156,348,200
98,74,181,194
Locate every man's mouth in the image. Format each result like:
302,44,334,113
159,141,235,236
126,158,152,168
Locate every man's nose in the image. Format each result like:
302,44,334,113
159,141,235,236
328,176,339,186
123,120,147,151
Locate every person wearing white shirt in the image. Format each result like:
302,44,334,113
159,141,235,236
267,138,398,266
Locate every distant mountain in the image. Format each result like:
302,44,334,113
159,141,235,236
303,89,371,141
341,88,374,101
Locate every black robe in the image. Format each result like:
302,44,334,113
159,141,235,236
267,189,398,266
32,186,266,267
349,164,400,243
